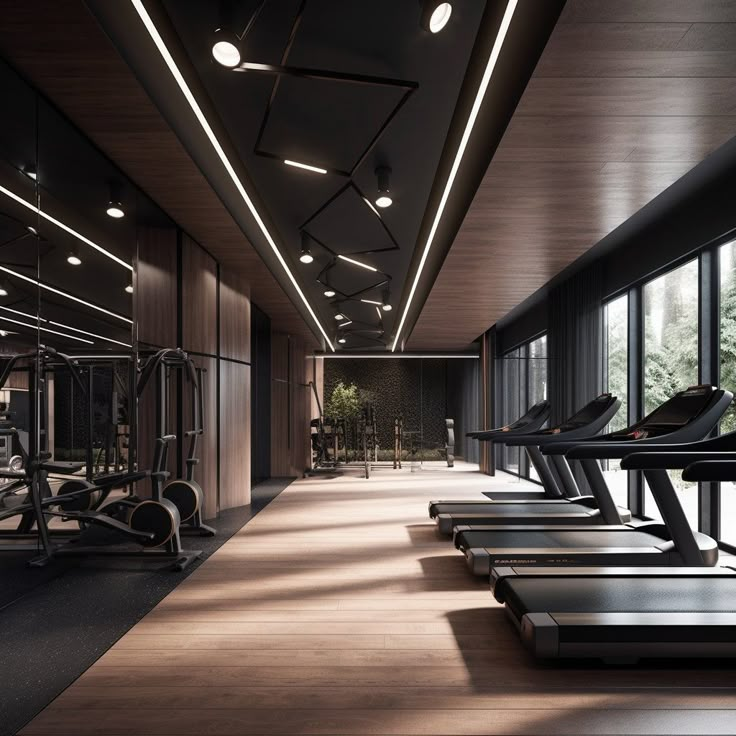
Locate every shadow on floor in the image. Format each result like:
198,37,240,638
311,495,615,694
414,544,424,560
0,477,292,736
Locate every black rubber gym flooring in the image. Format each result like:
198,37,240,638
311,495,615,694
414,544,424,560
0,478,292,736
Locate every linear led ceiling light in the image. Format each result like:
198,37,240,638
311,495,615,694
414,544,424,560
337,254,377,272
0,185,132,272
360,299,382,306
130,0,334,351
0,314,93,344
0,305,131,347
338,320,352,327
316,353,480,359
284,160,328,175
392,0,517,351
362,197,381,218
0,265,133,324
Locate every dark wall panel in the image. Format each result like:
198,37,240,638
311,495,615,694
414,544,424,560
219,359,250,509
220,270,251,363
182,234,217,356
251,304,271,483
136,227,177,349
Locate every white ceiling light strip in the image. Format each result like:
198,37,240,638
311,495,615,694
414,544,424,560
0,185,132,272
284,160,327,174
0,265,133,324
314,353,480,359
0,305,131,347
129,0,334,351
47,321,132,347
337,254,377,272
0,314,94,344
391,0,518,352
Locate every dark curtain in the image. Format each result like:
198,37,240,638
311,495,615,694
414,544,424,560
446,358,481,463
548,263,604,425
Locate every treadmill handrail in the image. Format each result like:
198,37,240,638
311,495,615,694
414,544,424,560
543,389,732,458
622,449,736,471
504,397,620,447
468,400,550,440
683,459,736,482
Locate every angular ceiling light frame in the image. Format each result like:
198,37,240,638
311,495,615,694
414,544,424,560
130,0,334,351
231,2,417,179
392,0,518,352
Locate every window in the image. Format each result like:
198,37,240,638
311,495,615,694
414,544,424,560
497,336,547,481
719,240,736,544
643,259,699,524
603,295,628,508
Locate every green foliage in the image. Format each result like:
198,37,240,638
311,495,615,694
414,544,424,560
720,251,736,433
324,381,361,422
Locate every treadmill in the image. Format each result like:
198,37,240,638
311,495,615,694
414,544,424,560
429,394,621,535
454,385,731,574
491,458,736,662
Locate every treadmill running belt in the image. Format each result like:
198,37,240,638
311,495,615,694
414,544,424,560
504,576,734,623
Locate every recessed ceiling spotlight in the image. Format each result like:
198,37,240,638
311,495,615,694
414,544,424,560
0,330,7,337
420,1,452,33
106,182,125,218
0,288,7,297
212,27,241,67
299,231,314,264
324,289,336,298
125,284,134,294
284,159,328,175
338,337,346,344
334,313,345,321
337,254,377,272
375,166,393,208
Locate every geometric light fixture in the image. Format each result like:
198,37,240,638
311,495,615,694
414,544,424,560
299,231,314,264
130,0,334,351
420,1,453,33
392,0,518,351
337,254,377,272
375,166,393,208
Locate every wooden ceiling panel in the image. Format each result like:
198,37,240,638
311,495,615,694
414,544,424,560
409,0,736,350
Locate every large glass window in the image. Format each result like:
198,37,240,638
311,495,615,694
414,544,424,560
498,336,547,481
719,240,736,544
603,295,628,507
643,259,699,524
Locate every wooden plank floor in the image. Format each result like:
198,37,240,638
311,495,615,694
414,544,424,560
20,463,736,735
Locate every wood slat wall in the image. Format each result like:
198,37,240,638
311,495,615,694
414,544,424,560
135,227,177,349
181,235,217,357
220,270,251,364
219,359,250,510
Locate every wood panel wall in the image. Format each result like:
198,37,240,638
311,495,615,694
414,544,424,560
220,270,251,363
135,228,253,516
181,235,217,357
219,359,250,509
135,227,177,349
271,332,310,477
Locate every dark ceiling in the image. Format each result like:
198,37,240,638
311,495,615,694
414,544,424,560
160,0,485,350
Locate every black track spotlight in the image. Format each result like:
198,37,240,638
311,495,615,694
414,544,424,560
375,166,393,209
420,1,452,33
382,288,392,312
338,337,347,345
299,232,314,264
67,246,82,266
211,27,241,67
106,182,125,219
